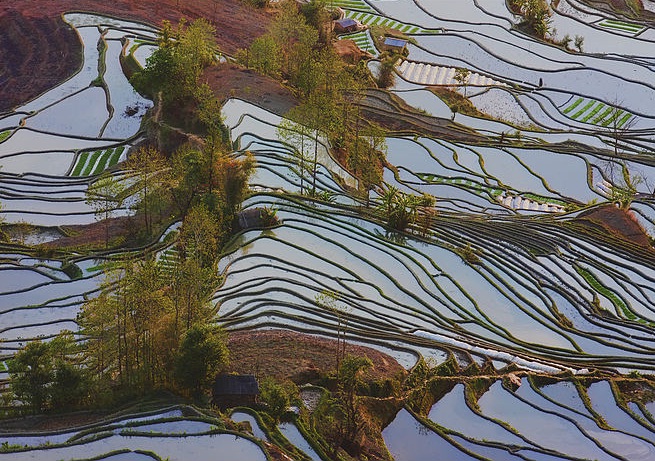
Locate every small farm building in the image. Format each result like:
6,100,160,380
212,374,260,409
334,18,359,34
383,37,408,53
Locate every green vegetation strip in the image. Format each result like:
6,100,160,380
617,112,633,128
591,105,614,125
71,147,125,176
332,0,375,12
81,151,103,176
344,10,425,34
0,130,10,143
598,20,643,33
570,100,596,120
575,266,636,320
71,151,90,176
562,97,583,114
581,102,605,123
0,361,6,372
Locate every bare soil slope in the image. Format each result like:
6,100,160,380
0,0,271,111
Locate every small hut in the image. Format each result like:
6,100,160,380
383,37,408,54
212,374,259,409
334,18,359,34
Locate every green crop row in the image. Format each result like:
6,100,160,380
71,146,125,177
345,11,422,33
575,266,635,320
597,19,644,33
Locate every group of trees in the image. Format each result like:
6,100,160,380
509,0,552,38
312,355,373,457
12,182,249,409
131,18,217,112
9,16,258,408
240,0,388,201
75,137,254,400
7,334,87,413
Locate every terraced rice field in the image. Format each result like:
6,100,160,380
561,97,635,127
3,2,655,460
596,18,646,35
69,146,125,176
338,30,378,55
343,10,423,34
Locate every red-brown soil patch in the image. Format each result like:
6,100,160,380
333,38,369,64
204,63,298,116
578,0,655,22
227,329,407,383
577,205,653,249
0,11,82,112
47,216,137,249
0,0,272,111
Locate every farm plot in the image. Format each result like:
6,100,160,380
69,146,125,176
3,2,655,459
596,18,646,35
560,97,636,128
343,10,431,34
338,30,378,55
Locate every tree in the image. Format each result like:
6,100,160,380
454,67,471,98
8,333,87,413
173,324,229,398
278,116,314,194
213,149,256,218
79,257,176,391
171,144,209,215
131,18,218,109
315,290,350,373
86,172,125,248
259,377,293,422
312,355,372,456
8,341,53,413
338,355,372,450
246,35,282,77
125,147,171,236
346,121,386,205
377,185,424,230
511,0,551,38
574,35,584,52
376,55,397,89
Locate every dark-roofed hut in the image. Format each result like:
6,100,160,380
383,37,408,54
334,18,358,34
212,374,259,409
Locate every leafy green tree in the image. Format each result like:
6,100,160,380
86,172,125,248
312,355,373,456
346,122,386,205
173,324,229,397
338,355,372,450
375,55,397,89
8,333,87,413
454,67,470,97
125,147,172,236
131,18,218,108
377,186,425,231
8,341,53,413
171,144,209,215
79,258,176,390
259,377,293,422
511,0,551,38
246,35,282,77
